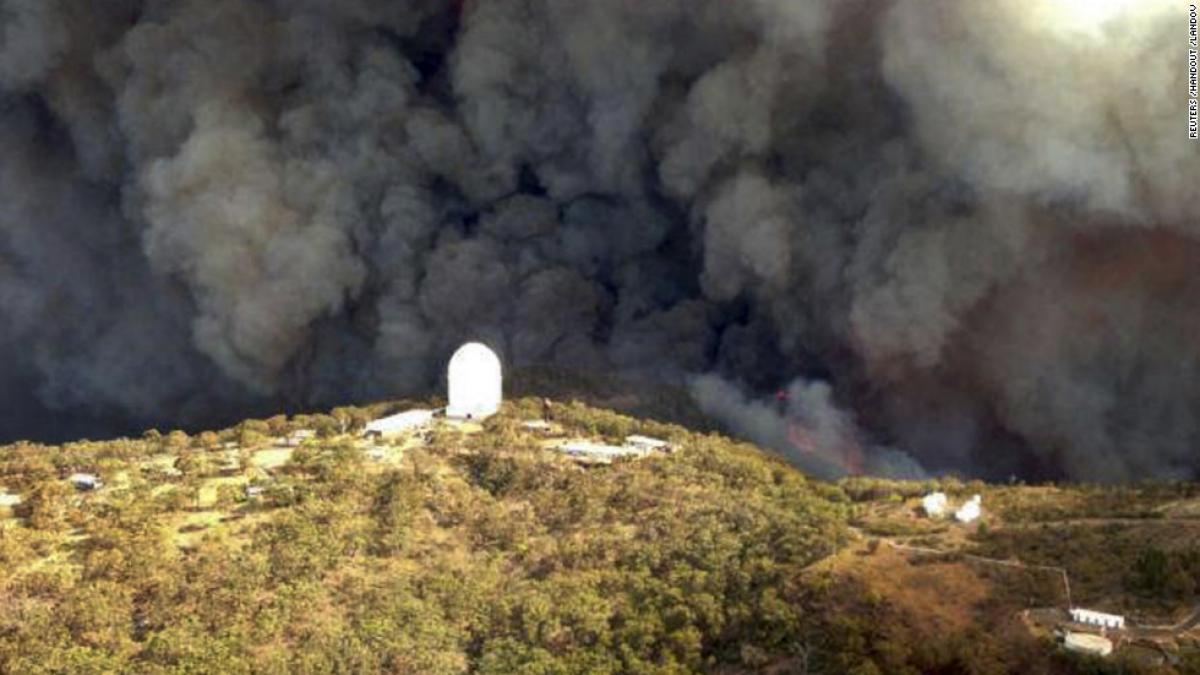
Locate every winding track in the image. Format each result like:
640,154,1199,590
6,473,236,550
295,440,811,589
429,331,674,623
874,521,1200,638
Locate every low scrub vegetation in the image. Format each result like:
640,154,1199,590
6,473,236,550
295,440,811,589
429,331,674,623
0,400,856,673
0,399,1197,673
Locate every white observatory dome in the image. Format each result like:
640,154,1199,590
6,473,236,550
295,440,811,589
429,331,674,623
446,342,502,420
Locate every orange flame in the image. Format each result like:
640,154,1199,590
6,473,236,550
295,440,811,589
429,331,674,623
786,421,865,476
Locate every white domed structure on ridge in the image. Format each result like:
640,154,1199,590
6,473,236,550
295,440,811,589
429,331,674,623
446,342,502,420
922,491,948,518
955,494,982,523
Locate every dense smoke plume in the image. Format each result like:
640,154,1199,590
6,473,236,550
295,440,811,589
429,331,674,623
0,0,1196,481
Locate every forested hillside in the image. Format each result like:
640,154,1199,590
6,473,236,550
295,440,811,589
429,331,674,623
0,399,1196,673
0,399,857,673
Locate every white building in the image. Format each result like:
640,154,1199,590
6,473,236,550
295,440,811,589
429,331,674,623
625,435,672,453
1063,632,1113,656
446,342,503,420
364,409,435,438
955,494,982,523
284,429,315,446
557,441,642,465
1069,608,1125,630
68,473,103,491
0,492,21,516
922,492,949,518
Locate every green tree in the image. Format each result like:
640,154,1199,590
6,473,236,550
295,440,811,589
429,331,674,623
371,472,422,556
266,414,290,437
196,430,221,450
25,479,73,532
174,450,208,509
237,420,270,447
1131,548,1169,595
165,429,190,451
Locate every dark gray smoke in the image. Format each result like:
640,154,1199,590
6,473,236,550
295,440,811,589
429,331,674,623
0,0,1195,481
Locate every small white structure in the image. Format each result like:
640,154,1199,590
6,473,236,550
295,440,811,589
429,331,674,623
284,429,315,447
244,485,265,500
554,435,674,465
68,473,103,491
1063,632,1114,656
364,409,435,438
1069,608,1125,630
446,342,502,420
0,492,21,516
922,492,949,518
955,494,982,523
557,441,642,465
216,455,241,473
522,420,554,433
625,435,672,453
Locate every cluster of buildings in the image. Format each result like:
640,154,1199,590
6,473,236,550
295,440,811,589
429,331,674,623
1069,608,1125,631
360,342,674,465
1057,608,1127,657
918,488,1132,659
11,342,670,517
921,492,983,523
363,342,504,440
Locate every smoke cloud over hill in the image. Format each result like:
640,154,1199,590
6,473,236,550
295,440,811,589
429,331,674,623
0,0,1195,480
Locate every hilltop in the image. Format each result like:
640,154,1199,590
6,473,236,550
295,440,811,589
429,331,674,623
0,398,1198,673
